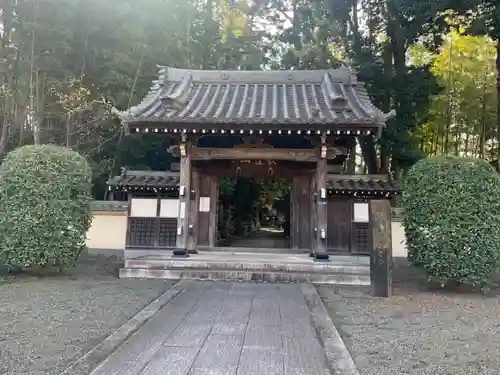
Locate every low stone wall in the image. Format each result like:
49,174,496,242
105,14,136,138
86,201,408,259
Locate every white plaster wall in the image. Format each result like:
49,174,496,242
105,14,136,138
86,212,127,250
391,220,408,258
85,213,409,258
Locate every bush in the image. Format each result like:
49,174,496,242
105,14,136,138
403,155,500,289
0,145,92,272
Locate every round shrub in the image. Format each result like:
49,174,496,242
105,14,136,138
403,155,500,289
0,145,92,272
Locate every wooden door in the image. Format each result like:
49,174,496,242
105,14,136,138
327,198,352,253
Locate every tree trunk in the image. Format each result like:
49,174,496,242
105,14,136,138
496,39,500,170
346,144,356,173
386,0,412,169
0,0,14,157
65,113,72,148
379,41,393,174
201,0,214,69
359,136,379,173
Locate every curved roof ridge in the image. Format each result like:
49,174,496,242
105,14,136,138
112,66,396,129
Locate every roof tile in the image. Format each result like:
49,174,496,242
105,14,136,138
107,170,180,188
327,178,401,193
118,67,394,128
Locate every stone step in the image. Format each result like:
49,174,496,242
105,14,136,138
197,246,310,254
124,258,370,275
119,267,371,285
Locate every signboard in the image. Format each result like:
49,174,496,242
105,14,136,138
130,198,157,217
199,197,210,212
353,202,369,223
159,199,179,218
234,159,277,177
179,202,186,219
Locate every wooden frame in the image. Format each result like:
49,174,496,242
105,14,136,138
125,192,179,250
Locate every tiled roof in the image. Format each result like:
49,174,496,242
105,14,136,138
116,67,395,130
91,201,128,212
327,175,401,194
107,170,179,188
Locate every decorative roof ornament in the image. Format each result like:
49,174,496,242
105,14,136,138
161,73,192,110
322,73,348,106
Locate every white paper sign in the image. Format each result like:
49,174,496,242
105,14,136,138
179,202,186,219
130,198,157,217
353,203,369,223
159,199,179,218
199,197,210,212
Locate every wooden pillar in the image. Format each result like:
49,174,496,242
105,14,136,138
290,177,300,249
315,140,329,260
174,138,192,256
309,173,317,256
187,169,200,253
208,175,219,247
369,199,392,297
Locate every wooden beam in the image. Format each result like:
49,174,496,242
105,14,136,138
168,146,348,161
315,136,329,260
174,139,192,256
328,174,390,182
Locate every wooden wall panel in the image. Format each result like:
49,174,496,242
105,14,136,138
297,175,312,249
197,173,212,246
327,198,352,253
290,178,300,249
290,176,313,250
208,175,219,247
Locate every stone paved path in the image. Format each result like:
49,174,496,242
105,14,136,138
90,282,331,375
229,227,288,249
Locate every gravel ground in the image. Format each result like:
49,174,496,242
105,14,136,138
0,255,174,375
317,258,500,375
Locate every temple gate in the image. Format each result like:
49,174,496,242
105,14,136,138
110,66,400,297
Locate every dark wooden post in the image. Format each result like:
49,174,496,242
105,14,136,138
290,177,300,249
174,137,192,257
309,173,317,256
208,175,219,247
369,199,392,297
315,138,329,260
187,169,200,253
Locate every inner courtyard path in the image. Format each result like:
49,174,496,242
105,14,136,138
89,282,332,375
228,227,289,249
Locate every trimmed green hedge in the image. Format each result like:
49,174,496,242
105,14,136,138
0,145,92,272
403,155,500,289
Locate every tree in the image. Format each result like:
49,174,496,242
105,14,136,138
397,0,500,164
0,145,93,272
403,155,500,290
412,31,497,158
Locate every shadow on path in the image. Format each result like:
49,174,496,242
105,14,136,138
228,227,289,249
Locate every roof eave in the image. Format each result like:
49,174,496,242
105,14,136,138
121,118,383,129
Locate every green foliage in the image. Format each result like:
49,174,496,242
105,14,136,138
403,155,500,289
411,31,497,158
0,145,93,272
